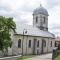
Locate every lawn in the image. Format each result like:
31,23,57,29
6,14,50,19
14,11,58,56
17,55,37,60
55,55,60,60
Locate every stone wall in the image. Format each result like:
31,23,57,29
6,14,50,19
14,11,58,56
0,55,21,60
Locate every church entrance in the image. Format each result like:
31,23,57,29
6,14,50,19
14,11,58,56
37,49,39,55
41,40,45,54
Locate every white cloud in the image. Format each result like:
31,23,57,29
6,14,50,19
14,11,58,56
0,0,60,36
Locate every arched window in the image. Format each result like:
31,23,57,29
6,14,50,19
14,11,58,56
44,16,45,23
37,40,39,47
18,39,21,48
51,41,52,47
28,40,31,48
36,16,38,23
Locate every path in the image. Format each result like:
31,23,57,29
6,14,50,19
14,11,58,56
25,53,52,60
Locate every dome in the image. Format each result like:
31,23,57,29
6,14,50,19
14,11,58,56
33,5,49,16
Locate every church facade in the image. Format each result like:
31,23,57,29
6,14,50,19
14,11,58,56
7,5,55,55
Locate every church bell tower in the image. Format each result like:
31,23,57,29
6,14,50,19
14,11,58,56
33,4,49,31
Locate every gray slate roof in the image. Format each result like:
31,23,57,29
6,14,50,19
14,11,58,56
33,5,49,16
15,23,55,38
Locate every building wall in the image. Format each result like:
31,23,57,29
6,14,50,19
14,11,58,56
26,36,34,55
33,14,41,26
48,38,55,52
11,34,55,55
55,41,60,47
8,30,14,55
40,14,48,28
33,14,48,31
42,37,49,53
0,32,55,56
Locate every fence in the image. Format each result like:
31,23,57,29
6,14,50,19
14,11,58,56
52,47,60,60
52,48,57,60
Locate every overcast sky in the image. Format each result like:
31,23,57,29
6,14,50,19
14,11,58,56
0,0,60,37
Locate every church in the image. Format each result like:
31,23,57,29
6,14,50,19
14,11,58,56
7,4,55,55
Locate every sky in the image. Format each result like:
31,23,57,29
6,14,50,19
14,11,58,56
0,0,60,37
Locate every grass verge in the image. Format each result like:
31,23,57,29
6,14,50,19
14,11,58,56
17,55,38,60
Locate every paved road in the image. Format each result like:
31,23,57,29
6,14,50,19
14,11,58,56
25,53,52,60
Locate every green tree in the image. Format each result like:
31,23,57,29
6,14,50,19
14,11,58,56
0,16,16,55
6,17,16,33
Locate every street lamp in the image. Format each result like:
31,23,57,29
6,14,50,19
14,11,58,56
22,29,27,56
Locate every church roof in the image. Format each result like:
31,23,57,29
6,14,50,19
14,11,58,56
33,5,49,16
15,23,55,38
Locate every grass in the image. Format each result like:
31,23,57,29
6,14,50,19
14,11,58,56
54,50,60,60
17,55,38,60
55,55,60,60
57,50,60,54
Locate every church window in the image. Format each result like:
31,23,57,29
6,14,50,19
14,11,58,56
18,39,21,48
37,40,39,47
51,41,52,47
44,16,45,23
28,40,31,48
36,16,38,23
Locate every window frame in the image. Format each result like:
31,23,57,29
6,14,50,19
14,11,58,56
44,16,45,23
36,16,38,23
18,39,21,48
28,40,31,48
37,40,39,47
51,41,52,47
